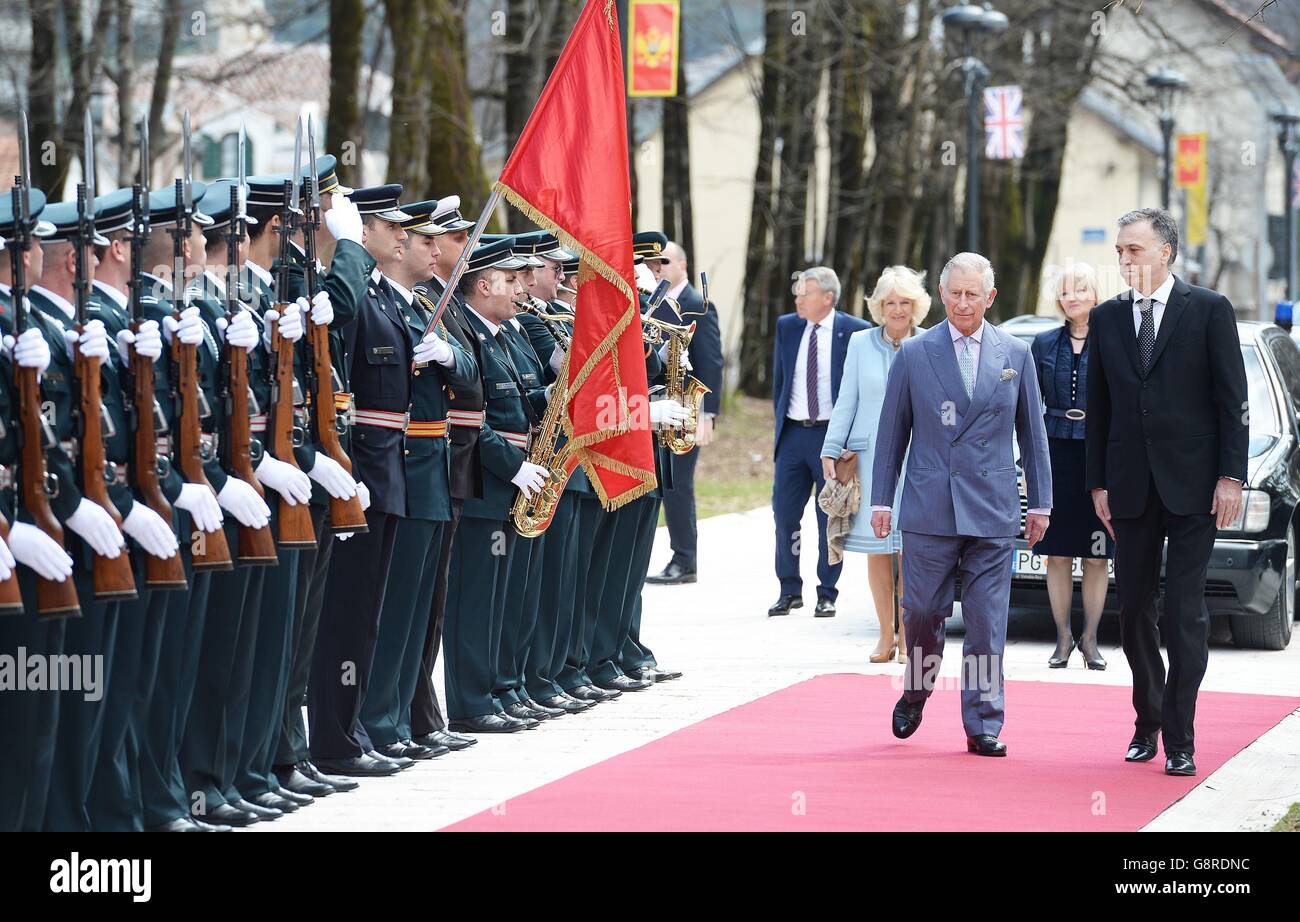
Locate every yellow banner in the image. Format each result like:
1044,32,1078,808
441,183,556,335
1177,133,1208,247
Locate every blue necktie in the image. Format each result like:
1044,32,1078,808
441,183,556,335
959,336,976,398
806,323,820,419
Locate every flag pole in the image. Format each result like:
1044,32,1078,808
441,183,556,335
427,188,501,331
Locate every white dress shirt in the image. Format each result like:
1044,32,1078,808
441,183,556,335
666,277,689,302
787,311,835,421
92,279,129,311
1130,272,1175,338
246,259,274,290
29,285,76,321
466,304,501,338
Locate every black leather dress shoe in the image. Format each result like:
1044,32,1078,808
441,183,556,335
594,674,652,692
274,785,315,807
413,730,477,751
524,697,567,718
146,816,205,832
814,598,836,618
646,561,697,585
767,594,803,617
188,817,232,832
401,738,449,758
561,691,598,708
312,754,401,777
538,694,591,713
627,665,683,682
569,684,619,701
376,741,438,761
234,797,285,819
1165,751,1196,776
966,734,1008,757
1125,734,1159,763
505,702,551,722
205,803,261,826
449,713,528,734
367,748,414,769
298,760,359,791
247,791,297,814
891,696,925,739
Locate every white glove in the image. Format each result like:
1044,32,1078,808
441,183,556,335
634,262,657,293
217,477,271,529
0,534,14,581
548,346,564,375
511,461,549,499
335,531,354,542
7,521,74,581
413,327,453,366
163,306,205,346
116,319,163,363
122,501,179,559
255,453,312,505
218,310,259,352
264,301,305,346
649,398,691,429
64,319,111,361
324,195,363,245
176,482,224,533
66,498,126,558
355,480,371,511
6,328,52,374
308,454,358,500
309,289,334,326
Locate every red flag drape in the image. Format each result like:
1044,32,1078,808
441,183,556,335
495,0,655,509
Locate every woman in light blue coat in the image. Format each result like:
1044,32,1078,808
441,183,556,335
821,266,930,662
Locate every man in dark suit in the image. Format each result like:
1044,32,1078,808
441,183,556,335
769,267,870,617
647,241,724,585
1086,207,1248,778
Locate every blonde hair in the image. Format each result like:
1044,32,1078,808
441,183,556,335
866,265,931,325
1052,262,1101,315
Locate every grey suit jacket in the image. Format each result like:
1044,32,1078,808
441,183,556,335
870,320,1051,538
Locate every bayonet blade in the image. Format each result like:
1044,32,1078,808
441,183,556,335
237,122,247,220
17,109,30,226
83,107,97,205
307,114,320,209
290,116,303,213
181,109,193,213
139,117,150,225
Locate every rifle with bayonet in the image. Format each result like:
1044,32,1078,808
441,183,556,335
73,111,136,599
268,119,316,547
170,111,231,571
126,118,187,589
221,126,276,564
301,117,367,533
10,110,80,616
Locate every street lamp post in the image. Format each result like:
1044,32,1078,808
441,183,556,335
1145,67,1188,212
942,3,1008,253
1272,111,1300,302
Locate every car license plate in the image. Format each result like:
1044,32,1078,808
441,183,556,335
1012,549,1115,579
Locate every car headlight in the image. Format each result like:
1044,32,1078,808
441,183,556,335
1223,489,1270,533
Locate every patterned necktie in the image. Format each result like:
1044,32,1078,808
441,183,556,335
1137,298,1156,374
958,335,976,398
806,323,820,419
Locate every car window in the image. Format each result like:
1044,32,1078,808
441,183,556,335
1266,333,1300,421
1243,345,1280,457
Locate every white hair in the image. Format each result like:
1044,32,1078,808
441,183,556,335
939,252,995,295
866,265,931,325
798,266,841,306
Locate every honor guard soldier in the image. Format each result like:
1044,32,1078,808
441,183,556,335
358,199,476,761
407,194,483,751
308,184,413,777
443,236,551,734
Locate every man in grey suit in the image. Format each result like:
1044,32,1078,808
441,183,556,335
869,252,1052,756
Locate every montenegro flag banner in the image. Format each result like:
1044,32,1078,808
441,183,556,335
628,0,681,97
494,0,656,511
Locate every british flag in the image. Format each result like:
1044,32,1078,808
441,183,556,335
984,85,1025,160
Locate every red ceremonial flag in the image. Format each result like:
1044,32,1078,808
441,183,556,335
495,0,656,510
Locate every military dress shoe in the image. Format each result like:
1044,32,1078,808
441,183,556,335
234,797,284,820
188,817,232,832
367,748,415,769
646,561,697,585
312,754,401,777
276,763,334,797
628,665,683,682
377,741,439,761
1165,751,1197,776
814,598,836,618
524,698,567,718
966,734,1008,757
204,803,261,826
569,684,619,701
767,594,803,617
538,694,591,713
146,816,206,833
274,785,315,807
401,738,449,758
505,702,550,722
561,691,598,708
298,760,359,791
449,713,528,734
891,696,925,739
594,674,652,692
412,730,477,751
247,791,297,814
1125,734,1159,763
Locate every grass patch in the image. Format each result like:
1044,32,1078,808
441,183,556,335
660,392,774,523
1273,804,1300,831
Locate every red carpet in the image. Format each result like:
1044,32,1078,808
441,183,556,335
443,674,1298,831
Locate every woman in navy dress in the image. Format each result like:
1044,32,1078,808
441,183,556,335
1031,264,1113,670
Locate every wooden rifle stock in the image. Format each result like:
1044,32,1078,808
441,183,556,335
129,339,187,588
307,319,367,532
225,338,277,564
0,517,25,613
269,312,316,547
174,330,232,570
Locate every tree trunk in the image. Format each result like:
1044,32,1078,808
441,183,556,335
115,0,135,183
426,0,490,211
662,29,694,274
146,0,183,180
27,0,60,194
328,0,366,188
384,0,434,197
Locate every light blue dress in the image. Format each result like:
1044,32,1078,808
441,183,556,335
820,326,906,554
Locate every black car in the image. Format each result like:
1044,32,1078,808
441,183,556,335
992,316,1297,650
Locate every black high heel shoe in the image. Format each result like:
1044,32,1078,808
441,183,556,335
1078,637,1107,670
1048,637,1075,668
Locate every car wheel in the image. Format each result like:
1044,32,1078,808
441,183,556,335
1229,525,1295,651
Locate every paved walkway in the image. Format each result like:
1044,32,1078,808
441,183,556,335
254,505,1300,832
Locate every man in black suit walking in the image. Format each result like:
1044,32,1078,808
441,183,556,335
647,241,724,585
1085,207,1248,778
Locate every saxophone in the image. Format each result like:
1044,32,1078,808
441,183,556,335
646,312,711,455
510,312,577,538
